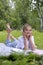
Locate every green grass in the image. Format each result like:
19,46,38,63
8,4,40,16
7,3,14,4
0,30,43,65
0,53,43,65
0,30,22,43
0,30,43,49
33,30,43,49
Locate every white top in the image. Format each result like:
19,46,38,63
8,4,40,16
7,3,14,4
16,36,36,50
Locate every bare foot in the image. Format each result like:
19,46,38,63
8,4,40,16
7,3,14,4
6,23,12,33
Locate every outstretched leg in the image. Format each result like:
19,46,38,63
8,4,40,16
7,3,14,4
6,23,16,40
6,23,12,33
6,23,17,47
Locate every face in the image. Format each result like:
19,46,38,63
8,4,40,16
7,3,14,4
24,26,32,38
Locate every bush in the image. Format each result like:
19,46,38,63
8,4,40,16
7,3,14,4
0,53,43,65
0,20,6,31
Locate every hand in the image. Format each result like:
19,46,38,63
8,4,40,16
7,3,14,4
23,32,27,40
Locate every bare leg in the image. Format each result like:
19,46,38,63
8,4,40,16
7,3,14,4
6,23,12,41
6,23,16,41
6,23,12,33
7,33,11,41
10,34,16,40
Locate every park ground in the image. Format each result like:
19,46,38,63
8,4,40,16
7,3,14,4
0,30,43,65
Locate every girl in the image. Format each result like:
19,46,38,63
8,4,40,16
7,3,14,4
5,23,43,55
5,23,36,50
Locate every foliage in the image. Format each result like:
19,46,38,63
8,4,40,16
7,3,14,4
0,20,6,31
33,0,43,31
0,53,43,65
0,0,42,31
0,0,18,30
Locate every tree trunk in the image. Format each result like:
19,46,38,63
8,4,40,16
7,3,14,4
40,17,43,31
40,7,43,31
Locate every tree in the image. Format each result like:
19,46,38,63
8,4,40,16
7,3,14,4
33,0,43,31
14,0,30,25
14,0,40,30
0,0,16,30
0,0,41,30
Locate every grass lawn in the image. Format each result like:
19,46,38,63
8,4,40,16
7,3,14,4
0,30,43,65
0,30,43,49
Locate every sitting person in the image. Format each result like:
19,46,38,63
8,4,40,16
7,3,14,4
5,23,36,51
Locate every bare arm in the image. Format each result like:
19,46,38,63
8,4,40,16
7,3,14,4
24,38,29,50
23,32,29,50
29,36,37,50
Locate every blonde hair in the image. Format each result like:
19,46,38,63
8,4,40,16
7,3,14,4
23,24,32,32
